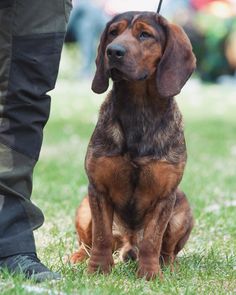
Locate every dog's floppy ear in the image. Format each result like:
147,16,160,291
91,22,111,94
156,16,196,98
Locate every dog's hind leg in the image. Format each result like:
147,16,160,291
160,189,194,271
70,197,124,264
70,196,92,264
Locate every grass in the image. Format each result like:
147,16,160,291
0,47,236,294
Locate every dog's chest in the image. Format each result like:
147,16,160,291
117,106,161,157
87,155,184,229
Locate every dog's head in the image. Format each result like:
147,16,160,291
92,11,196,98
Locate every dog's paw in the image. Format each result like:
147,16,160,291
88,254,114,274
160,253,176,272
69,247,89,264
137,263,163,281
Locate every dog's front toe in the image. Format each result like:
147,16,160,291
137,264,163,281
88,254,114,274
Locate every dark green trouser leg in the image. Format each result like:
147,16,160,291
0,0,72,257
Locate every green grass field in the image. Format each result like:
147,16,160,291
0,48,236,294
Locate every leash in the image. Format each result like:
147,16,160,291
157,0,163,14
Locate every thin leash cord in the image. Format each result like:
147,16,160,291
157,0,163,13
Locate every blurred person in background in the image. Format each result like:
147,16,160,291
66,0,109,78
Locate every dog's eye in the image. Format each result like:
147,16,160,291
139,31,153,40
109,29,118,37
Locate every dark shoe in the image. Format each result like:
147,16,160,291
0,253,61,283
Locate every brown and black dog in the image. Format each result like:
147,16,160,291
70,11,196,280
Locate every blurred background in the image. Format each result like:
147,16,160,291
64,0,236,83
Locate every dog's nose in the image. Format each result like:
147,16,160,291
106,44,126,61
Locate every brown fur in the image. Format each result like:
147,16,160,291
70,11,196,280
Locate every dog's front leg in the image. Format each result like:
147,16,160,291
137,194,176,280
88,184,114,274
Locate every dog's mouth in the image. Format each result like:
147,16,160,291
109,68,126,81
137,71,149,81
109,68,149,82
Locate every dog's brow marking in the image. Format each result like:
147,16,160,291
131,14,141,26
110,20,128,34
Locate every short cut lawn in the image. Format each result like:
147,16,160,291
0,47,236,294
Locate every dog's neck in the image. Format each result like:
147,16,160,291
112,74,171,111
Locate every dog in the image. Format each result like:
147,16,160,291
70,11,196,280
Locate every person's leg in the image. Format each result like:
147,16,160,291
0,0,72,281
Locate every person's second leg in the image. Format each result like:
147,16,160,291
0,0,72,282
